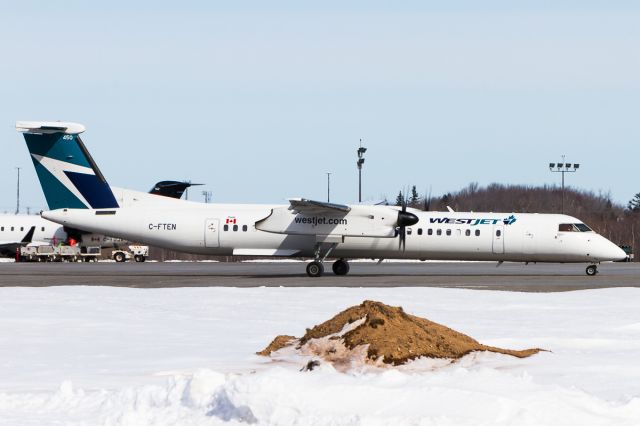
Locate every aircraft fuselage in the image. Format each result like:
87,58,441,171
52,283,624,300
42,205,626,264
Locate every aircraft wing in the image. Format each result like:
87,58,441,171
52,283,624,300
287,198,351,214
256,200,405,238
0,242,21,257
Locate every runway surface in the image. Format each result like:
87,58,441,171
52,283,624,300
0,261,638,292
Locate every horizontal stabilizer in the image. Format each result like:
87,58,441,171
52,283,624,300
16,121,86,135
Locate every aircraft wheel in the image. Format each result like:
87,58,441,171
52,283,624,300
114,252,126,263
586,265,598,276
332,259,350,276
306,261,324,277
134,255,145,263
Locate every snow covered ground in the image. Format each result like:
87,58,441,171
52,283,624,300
0,286,639,425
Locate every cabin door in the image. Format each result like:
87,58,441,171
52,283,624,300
492,225,505,254
205,219,220,248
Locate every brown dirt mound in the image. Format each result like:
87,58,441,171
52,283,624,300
259,300,543,366
256,335,296,356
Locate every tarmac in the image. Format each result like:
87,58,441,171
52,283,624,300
0,261,639,292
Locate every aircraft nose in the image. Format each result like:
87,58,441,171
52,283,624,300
610,245,629,262
594,238,628,262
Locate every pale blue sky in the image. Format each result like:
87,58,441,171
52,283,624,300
1,1,639,212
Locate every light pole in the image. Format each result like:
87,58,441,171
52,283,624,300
357,140,366,203
15,166,20,215
326,172,331,202
549,156,579,214
202,190,212,203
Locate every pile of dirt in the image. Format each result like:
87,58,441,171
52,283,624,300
258,300,542,366
256,335,296,356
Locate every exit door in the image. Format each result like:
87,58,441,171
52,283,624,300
205,219,220,248
492,225,504,254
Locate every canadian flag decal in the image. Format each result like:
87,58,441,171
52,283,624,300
226,216,237,224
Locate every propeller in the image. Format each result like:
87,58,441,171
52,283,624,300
396,191,419,251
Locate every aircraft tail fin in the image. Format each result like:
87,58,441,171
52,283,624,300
20,226,36,244
149,181,202,199
16,121,119,210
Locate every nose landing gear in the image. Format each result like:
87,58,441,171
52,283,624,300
586,264,598,276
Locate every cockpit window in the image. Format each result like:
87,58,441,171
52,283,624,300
558,223,593,232
574,223,592,232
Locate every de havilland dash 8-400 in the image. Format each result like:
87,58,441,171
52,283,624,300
16,121,626,277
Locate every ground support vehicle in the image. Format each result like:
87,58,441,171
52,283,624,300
17,245,101,262
112,245,149,262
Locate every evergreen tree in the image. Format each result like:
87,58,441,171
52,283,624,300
410,185,420,206
395,191,404,206
628,193,640,212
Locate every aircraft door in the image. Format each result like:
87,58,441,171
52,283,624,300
523,230,536,255
492,225,505,254
205,219,220,248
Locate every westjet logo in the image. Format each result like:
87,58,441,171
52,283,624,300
430,215,517,226
294,216,348,226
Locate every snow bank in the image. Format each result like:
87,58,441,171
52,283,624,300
0,286,639,425
1,364,639,426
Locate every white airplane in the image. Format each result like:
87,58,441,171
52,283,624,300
17,121,626,276
0,216,57,257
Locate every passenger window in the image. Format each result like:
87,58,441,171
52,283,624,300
496,230,501,237
465,229,470,236
20,227,24,231
223,224,229,231
407,228,412,235
11,227,14,231
475,229,480,236
41,227,45,232
436,229,442,236
242,225,248,232
417,228,422,235
233,224,238,232
427,228,433,235
446,229,451,236
1,227,3,231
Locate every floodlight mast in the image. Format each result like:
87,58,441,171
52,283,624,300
357,140,366,203
548,155,580,214
15,166,20,215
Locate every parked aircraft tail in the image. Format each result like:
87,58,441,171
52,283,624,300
16,121,119,210
149,181,202,199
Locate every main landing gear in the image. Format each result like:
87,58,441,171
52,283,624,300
305,242,350,277
586,264,598,276
306,259,350,277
